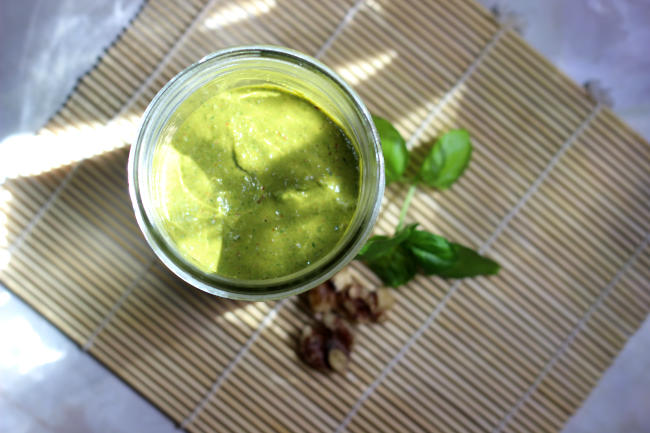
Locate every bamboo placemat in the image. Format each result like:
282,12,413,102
2,0,650,431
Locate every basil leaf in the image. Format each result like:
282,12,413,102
358,224,418,287
372,115,408,185
358,224,417,262
434,243,500,278
357,235,396,263
406,230,457,274
392,223,419,243
364,245,417,287
418,129,472,189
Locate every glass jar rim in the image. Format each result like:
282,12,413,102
128,45,384,301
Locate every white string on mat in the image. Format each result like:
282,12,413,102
316,0,366,59
83,256,158,351
404,27,507,150
180,299,288,429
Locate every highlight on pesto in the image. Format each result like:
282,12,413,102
153,86,360,280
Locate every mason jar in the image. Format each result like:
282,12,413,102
128,45,384,301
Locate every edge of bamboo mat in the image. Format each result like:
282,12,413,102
2,0,649,432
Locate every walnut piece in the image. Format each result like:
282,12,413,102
331,266,354,291
299,325,328,371
326,342,348,373
299,313,354,373
300,271,396,373
306,270,395,322
338,285,395,323
308,281,337,314
372,288,396,316
323,313,354,350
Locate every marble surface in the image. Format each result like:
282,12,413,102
0,2,177,431
1,0,649,432
0,285,178,433
481,0,650,140
0,0,144,141
563,316,650,433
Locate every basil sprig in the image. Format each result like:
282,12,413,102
358,116,499,287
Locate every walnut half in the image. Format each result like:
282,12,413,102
338,285,395,323
299,313,354,373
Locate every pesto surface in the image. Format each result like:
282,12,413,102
154,86,359,279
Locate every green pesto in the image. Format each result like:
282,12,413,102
154,86,359,279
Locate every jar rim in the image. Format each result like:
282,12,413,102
128,45,384,301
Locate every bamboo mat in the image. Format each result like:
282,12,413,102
2,0,650,431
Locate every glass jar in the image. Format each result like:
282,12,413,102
129,46,384,301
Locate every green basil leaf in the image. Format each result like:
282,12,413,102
358,224,418,287
364,245,417,287
372,115,409,185
406,230,457,274
357,224,417,262
433,243,500,278
392,223,419,243
357,235,391,261
418,129,472,189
